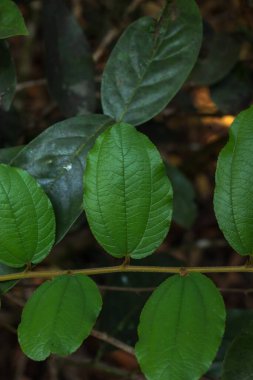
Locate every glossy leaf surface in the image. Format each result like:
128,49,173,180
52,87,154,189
101,0,202,125
11,115,113,242
43,0,96,117
222,319,253,380
0,164,55,267
0,0,28,39
83,122,173,259
0,41,16,111
214,106,253,255
18,274,102,361
135,273,225,380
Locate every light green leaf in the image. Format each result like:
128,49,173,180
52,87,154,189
222,319,253,380
18,274,102,361
0,40,16,111
101,0,202,126
135,273,225,380
83,122,173,259
0,0,28,39
11,114,113,243
42,0,96,117
214,106,253,255
166,162,197,228
0,164,55,267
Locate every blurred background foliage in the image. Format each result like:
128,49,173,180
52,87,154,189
1,0,253,379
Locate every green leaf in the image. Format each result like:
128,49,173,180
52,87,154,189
11,114,113,243
101,0,202,126
214,106,253,255
83,122,173,259
222,319,253,380
18,274,102,361
208,309,253,379
166,162,197,228
43,0,96,117
0,0,28,39
0,41,16,111
0,145,23,164
135,273,225,380
0,164,55,267
189,26,240,86
0,263,24,296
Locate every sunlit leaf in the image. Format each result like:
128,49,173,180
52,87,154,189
0,0,28,39
83,122,173,259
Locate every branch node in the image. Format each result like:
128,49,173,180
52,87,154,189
179,267,188,277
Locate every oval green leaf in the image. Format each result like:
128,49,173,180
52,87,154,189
0,0,28,39
11,114,113,243
101,0,202,126
0,41,16,111
135,273,225,380
43,0,96,117
18,274,102,361
83,122,173,259
222,319,253,380
214,106,253,255
0,164,55,267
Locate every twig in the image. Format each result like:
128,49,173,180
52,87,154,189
91,329,135,355
16,78,47,92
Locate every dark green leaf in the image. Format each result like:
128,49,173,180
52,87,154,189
222,319,253,380
18,274,102,361
43,0,96,117
0,164,55,267
210,63,253,114
208,309,253,379
0,41,16,111
135,273,225,380
214,106,253,255
0,0,28,39
189,27,240,86
0,146,23,163
101,0,202,126
0,263,24,296
83,122,173,259
11,114,113,242
166,162,197,228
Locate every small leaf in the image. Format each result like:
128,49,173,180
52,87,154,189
135,273,225,380
222,319,253,380
189,26,240,86
0,164,55,267
18,274,102,361
0,0,28,39
11,114,113,242
214,106,253,255
0,41,16,111
0,263,24,296
83,122,173,259
166,162,197,228
101,0,202,126
43,0,96,117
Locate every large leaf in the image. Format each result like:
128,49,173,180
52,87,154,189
0,0,28,39
0,164,55,267
83,122,173,259
43,0,96,117
18,274,102,361
135,273,225,380
0,41,16,111
101,0,202,126
189,25,240,86
214,106,253,255
166,162,197,228
222,319,253,380
11,114,113,242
